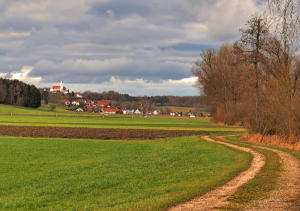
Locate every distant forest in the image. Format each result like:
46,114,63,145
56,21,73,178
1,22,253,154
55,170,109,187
81,90,205,108
0,78,41,108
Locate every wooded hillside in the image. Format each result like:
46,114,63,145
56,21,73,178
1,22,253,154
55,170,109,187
0,78,41,108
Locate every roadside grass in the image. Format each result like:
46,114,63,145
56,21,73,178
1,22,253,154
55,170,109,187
212,135,282,210
0,136,252,210
226,135,300,160
266,146,300,160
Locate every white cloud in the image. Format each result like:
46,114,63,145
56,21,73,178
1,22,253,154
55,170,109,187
182,0,260,42
184,22,208,41
63,76,199,96
106,9,114,17
168,76,198,85
0,31,31,39
0,72,7,78
10,66,42,84
4,0,105,23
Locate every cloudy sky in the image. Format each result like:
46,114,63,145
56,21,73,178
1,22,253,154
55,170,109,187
0,0,265,96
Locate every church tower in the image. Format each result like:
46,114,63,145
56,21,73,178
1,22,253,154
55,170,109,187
60,81,64,92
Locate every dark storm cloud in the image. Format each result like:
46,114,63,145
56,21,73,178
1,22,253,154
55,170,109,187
161,43,218,52
0,0,263,95
28,57,191,84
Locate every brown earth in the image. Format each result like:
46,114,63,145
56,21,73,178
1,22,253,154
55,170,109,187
0,125,213,140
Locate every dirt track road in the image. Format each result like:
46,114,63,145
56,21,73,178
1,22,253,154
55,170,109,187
169,136,300,210
169,136,266,211
247,146,300,210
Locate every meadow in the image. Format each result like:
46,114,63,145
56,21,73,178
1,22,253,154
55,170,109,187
0,104,96,117
0,104,250,210
0,136,251,210
0,105,244,132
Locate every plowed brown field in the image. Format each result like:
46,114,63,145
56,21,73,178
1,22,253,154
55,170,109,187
0,125,214,140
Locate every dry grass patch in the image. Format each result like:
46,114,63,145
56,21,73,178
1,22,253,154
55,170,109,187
245,133,300,150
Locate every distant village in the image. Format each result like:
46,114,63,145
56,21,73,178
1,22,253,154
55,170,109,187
47,81,211,118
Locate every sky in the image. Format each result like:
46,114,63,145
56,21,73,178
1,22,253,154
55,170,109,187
0,0,265,96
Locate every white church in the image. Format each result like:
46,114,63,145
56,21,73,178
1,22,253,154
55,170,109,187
49,81,69,94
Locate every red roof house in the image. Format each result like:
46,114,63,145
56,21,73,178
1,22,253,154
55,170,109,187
96,100,113,107
84,105,97,110
103,108,120,114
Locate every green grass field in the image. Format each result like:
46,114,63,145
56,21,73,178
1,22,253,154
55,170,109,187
9,104,295,210
0,105,244,132
0,104,96,117
0,104,250,210
0,115,244,131
0,136,251,210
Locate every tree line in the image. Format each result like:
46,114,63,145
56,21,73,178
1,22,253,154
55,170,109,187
81,90,204,107
193,0,300,139
0,78,41,108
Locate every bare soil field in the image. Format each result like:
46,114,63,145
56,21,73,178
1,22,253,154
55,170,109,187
0,125,213,140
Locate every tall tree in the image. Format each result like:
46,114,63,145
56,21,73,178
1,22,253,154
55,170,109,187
236,16,270,132
267,0,300,95
268,0,300,55
193,44,252,124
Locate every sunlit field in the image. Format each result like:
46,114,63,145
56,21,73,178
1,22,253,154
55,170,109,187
0,104,249,210
0,104,244,132
0,136,251,210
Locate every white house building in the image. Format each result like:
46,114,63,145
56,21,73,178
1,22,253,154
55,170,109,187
134,109,142,115
75,93,83,98
72,101,80,106
152,110,160,115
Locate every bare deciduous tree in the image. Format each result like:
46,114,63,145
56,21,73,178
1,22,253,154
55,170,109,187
237,16,270,132
268,0,300,54
193,7,300,141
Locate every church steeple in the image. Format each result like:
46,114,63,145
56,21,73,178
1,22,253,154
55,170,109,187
60,81,64,91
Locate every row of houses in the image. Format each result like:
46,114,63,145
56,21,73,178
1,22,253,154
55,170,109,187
62,99,210,117
62,98,161,115
63,99,114,107
75,106,159,115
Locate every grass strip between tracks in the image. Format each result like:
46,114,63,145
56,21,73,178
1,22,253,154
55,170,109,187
211,135,282,210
